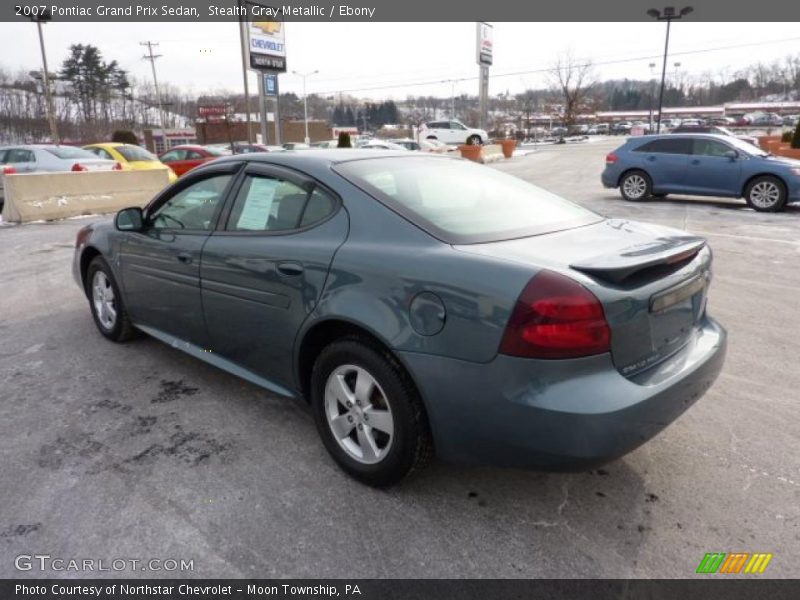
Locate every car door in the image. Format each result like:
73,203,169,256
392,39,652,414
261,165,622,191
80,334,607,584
425,122,449,143
118,164,241,346
185,150,209,174
160,148,190,176
5,148,37,173
449,121,468,144
200,163,348,389
633,137,691,192
684,138,742,196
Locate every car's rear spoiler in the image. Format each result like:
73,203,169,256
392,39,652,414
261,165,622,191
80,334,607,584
570,236,707,284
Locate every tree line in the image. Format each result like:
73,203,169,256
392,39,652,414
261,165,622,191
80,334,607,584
1,44,798,144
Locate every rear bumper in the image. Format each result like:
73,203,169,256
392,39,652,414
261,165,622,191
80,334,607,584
601,168,618,188
400,315,726,468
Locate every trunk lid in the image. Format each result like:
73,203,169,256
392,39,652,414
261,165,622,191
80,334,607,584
455,219,712,377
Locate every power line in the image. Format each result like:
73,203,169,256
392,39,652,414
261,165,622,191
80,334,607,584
140,40,167,131
307,35,800,96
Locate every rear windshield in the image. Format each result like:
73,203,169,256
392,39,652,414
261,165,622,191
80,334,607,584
44,146,98,159
118,145,157,162
334,157,601,244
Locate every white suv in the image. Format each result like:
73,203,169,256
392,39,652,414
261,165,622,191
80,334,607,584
420,120,488,145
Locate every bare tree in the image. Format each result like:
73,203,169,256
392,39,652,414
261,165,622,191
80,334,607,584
550,51,595,130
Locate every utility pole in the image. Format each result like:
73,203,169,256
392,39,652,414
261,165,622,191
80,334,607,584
29,10,59,144
140,41,168,144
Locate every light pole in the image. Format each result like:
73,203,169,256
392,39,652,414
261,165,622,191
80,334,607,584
647,5,693,133
648,62,657,131
292,69,318,144
29,10,59,144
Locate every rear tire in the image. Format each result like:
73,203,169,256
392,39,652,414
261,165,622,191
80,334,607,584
619,170,652,202
86,256,137,342
744,176,787,212
310,337,433,487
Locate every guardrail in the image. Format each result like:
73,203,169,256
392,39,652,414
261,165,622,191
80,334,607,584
1,170,170,224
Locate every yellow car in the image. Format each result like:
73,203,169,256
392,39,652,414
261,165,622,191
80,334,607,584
83,143,178,183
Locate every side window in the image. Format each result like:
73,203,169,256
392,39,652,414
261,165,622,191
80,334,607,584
187,150,204,160
450,121,466,130
300,188,337,227
7,149,35,163
0,150,8,163
160,149,185,162
634,139,691,154
149,174,232,231
226,176,336,232
693,139,733,157
92,148,114,160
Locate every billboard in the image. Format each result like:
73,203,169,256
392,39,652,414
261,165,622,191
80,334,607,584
245,2,286,72
476,22,493,66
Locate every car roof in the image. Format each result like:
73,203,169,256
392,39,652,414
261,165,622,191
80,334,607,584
630,133,731,141
208,149,447,169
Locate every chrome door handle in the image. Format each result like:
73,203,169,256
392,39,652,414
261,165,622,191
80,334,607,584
176,252,193,264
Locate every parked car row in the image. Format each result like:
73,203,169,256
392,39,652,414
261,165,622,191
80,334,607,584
1,144,125,212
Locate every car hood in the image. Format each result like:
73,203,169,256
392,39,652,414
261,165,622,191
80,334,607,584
763,154,800,167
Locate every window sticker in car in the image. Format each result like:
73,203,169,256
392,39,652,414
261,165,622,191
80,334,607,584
236,178,280,230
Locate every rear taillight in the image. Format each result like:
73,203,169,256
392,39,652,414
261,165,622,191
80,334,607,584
71,163,87,172
113,162,123,170
2,166,16,175
605,153,618,165
499,270,611,359
75,225,92,248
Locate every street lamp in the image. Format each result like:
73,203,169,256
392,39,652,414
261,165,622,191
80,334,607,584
648,62,657,131
292,69,318,144
29,9,59,144
647,5,693,133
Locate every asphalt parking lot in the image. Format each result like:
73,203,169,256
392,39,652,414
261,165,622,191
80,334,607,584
0,139,798,578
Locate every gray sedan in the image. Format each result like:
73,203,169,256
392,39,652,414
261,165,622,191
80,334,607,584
1,145,119,212
72,151,726,486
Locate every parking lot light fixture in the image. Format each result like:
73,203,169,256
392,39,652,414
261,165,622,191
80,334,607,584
648,5,693,133
292,70,319,144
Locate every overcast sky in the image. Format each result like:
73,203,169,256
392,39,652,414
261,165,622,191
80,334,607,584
2,22,799,99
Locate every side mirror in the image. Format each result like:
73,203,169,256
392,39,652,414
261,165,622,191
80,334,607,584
724,150,738,161
115,206,144,232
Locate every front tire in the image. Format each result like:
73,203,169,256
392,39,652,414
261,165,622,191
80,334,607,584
311,338,433,487
745,176,787,212
86,256,137,342
466,134,482,145
619,170,652,202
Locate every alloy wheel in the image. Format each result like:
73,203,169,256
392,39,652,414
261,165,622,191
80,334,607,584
92,271,117,330
749,181,780,209
324,364,394,465
623,175,647,199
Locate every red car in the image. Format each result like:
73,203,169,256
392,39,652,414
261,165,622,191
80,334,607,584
157,145,229,177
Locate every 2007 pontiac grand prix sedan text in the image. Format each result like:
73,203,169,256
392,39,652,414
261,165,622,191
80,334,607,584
73,150,726,486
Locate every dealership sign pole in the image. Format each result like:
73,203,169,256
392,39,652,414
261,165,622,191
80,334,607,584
476,22,493,132
244,2,287,145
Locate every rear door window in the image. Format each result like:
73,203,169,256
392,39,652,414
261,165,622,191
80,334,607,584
226,175,337,232
634,138,691,154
